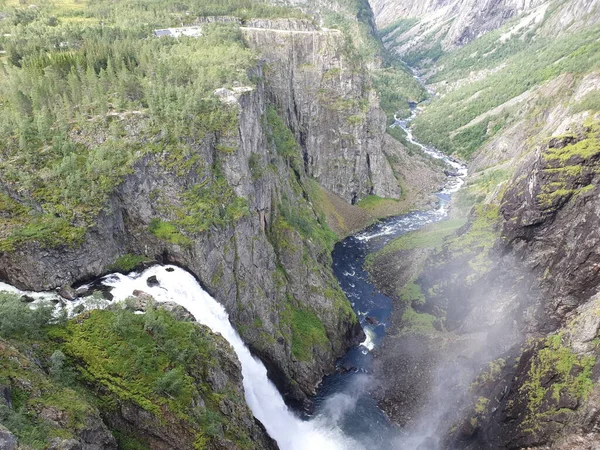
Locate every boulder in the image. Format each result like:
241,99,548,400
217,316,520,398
0,424,17,450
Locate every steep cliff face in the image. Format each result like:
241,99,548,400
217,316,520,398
442,119,600,449
500,121,600,317
372,0,547,48
242,20,400,204
367,90,600,448
459,298,600,450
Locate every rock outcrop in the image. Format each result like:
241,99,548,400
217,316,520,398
242,21,400,203
372,0,547,47
0,302,275,450
367,111,600,448
0,424,17,450
0,339,118,450
363,0,600,447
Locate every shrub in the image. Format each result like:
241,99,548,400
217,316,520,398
0,292,55,339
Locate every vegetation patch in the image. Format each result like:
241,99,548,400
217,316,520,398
399,281,426,305
400,306,437,335
356,195,408,218
571,90,600,114
412,25,600,157
107,254,151,273
375,218,467,259
325,286,357,324
471,358,506,389
265,107,302,170
444,204,500,277
0,293,92,448
378,18,419,41
372,65,427,119
277,182,338,261
519,334,595,434
51,308,211,416
544,120,600,163
537,120,600,208
148,219,192,247
282,305,329,362
454,168,509,214
178,178,249,234
0,290,263,449
0,291,56,340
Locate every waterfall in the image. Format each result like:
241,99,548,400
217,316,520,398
103,265,362,450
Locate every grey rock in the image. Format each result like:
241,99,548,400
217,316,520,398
76,417,117,450
242,25,401,203
48,438,82,450
128,290,156,310
0,424,17,450
40,406,67,427
57,285,77,300
146,275,159,287
0,385,10,408
374,0,600,56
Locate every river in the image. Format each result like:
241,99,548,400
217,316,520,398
309,106,468,449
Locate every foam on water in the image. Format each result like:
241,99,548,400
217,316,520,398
360,327,376,352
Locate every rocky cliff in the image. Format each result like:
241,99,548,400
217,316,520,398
366,70,600,449
242,20,400,204
452,117,600,450
363,0,600,443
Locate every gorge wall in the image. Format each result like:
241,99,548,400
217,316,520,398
242,20,400,204
369,87,600,450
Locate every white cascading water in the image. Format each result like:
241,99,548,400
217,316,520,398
103,265,363,450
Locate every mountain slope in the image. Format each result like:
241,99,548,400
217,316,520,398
374,0,600,58
365,0,600,448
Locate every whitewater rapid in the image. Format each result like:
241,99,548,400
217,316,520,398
103,265,364,450
394,107,468,196
355,114,467,245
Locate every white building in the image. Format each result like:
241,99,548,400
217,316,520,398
153,26,203,38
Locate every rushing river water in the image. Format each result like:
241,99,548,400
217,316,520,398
0,105,467,450
309,107,468,449
103,266,361,450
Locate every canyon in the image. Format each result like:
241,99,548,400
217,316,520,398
0,0,600,449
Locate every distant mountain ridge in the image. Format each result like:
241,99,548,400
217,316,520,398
373,0,600,55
